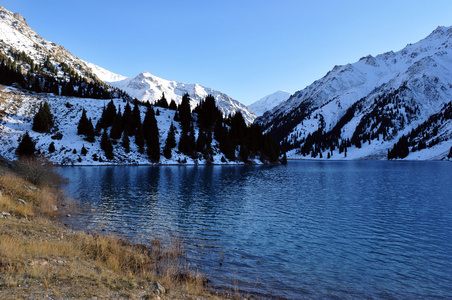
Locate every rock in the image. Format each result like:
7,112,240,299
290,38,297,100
1,211,11,218
153,282,166,295
51,205,58,211
18,199,27,205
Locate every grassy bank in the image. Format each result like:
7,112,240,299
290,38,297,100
0,158,234,299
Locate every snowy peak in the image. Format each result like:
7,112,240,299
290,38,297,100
103,70,257,124
0,4,255,124
257,25,452,160
248,90,291,117
0,5,118,86
83,61,127,83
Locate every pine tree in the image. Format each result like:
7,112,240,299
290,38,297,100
142,106,160,162
281,152,288,164
163,123,177,159
156,93,168,108
179,93,192,133
131,101,141,135
77,109,95,142
48,142,56,153
196,94,221,130
103,99,117,127
196,130,207,153
121,131,130,153
110,108,123,140
169,100,177,110
388,135,409,159
100,130,114,160
32,101,53,132
16,131,36,157
81,145,88,156
239,145,250,163
135,125,145,154
122,101,133,134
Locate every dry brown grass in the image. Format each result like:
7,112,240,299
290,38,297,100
0,162,225,299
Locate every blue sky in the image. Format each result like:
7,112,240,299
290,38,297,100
2,1,452,105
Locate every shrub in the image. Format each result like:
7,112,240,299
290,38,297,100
14,157,64,187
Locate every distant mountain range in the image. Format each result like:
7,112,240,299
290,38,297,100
86,63,256,124
248,90,291,117
257,26,452,160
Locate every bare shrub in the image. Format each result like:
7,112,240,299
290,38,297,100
14,156,65,187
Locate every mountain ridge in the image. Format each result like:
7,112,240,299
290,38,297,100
257,25,452,160
96,69,257,124
248,90,291,117
0,5,274,165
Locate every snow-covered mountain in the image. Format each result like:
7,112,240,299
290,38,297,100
0,85,252,165
0,5,109,85
248,90,291,117
257,26,452,160
0,3,255,123
87,64,256,124
0,5,270,165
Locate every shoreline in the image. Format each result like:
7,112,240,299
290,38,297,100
1,159,247,299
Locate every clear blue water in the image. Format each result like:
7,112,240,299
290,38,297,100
60,161,452,299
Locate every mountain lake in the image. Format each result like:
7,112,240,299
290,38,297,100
59,161,452,299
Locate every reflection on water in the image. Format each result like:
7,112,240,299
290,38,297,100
60,161,452,299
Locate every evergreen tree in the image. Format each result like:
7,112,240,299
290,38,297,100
281,152,288,165
110,107,123,140
169,100,178,110
230,112,247,146
32,101,53,132
156,93,168,108
121,131,130,153
16,131,36,157
146,132,160,162
178,131,191,155
48,141,55,153
122,101,133,134
388,135,409,159
77,109,95,142
196,94,221,130
179,93,192,133
81,145,88,156
103,99,117,127
162,122,177,159
135,125,145,154
239,145,250,163
100,130,114,160
163,144,172,159
142,106,160,162
131,101,141,135
196,130,207,153
85,118,95,142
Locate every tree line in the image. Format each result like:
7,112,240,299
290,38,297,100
18,94,282,164
0,49,125,100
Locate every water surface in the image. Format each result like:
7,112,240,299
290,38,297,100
60,161,452,299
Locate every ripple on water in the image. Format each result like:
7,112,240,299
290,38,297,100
60,161,452,299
